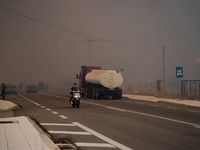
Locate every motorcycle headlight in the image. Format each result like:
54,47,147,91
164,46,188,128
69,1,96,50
74,93,80,98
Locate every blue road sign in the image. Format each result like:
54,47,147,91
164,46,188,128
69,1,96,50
176,67,183,78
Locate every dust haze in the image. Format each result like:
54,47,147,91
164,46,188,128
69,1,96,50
0,0,200,88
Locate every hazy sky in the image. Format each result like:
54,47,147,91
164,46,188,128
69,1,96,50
0,0,200,87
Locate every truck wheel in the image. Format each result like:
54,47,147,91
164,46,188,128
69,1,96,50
86,90,92,98
96,89,101,99
118,95,122,100
112,95,121,100
92,88,96,99
112,95,116,100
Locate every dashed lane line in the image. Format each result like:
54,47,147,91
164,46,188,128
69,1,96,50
19,94,132,149
18,94,68,119
59,115,68,119
51,111,59,115
22,93,200,129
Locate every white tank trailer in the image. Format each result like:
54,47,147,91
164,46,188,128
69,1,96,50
85,70,123,89
78,66,123,99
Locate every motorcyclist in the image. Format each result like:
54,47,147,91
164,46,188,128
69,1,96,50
69,83,78,104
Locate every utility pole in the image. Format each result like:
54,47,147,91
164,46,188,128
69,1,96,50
87,39,96,66
163,45,165,82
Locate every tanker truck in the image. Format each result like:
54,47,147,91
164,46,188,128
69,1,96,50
76,66,123,99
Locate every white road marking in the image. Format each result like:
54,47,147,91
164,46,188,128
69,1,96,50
49,130,91,135
52,111,59,114
41,123,74,126
38,93,200,129
188,110,200,113
59,115,68,119
166,107,177,110
194,125,200,128
18,94,33,102
75,142,115,148
149,104,158,107
34,102,41,106
106,106,126,112
20,93,132,149
41,106,45,108
73,122,133,150
83,101,200,129
23,93,200,128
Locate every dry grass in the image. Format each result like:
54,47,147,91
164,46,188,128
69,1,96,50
123,89,200,100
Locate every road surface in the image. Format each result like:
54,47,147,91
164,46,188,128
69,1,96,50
6,88,200,150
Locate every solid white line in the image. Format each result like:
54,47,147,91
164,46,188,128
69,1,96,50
149,104,158,107
83,101,200,129
41,123,75,126
106,106,126,112
166,107,177,110
75,142,115,148
73,122,133,150
188,110,200,113
52,111,59,114
49,130,91,135
59,115,68,119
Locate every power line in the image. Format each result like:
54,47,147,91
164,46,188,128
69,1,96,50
0,37,85,43
113,30,200,42
0,6,162,48
0,6,98,40
116,0,200,15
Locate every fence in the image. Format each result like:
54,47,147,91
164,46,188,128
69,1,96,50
126,80,200,100
181,80,200,100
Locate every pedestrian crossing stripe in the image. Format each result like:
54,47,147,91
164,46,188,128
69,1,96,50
41,123,74,126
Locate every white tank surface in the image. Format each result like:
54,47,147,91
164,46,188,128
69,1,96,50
85,70,123,89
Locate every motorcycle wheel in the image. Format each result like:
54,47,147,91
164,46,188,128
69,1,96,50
72,102,75,108
76,100,80,108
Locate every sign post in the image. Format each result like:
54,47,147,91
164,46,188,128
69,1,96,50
176,67,183,99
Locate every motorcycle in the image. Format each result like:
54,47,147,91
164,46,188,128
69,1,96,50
70,90,81,108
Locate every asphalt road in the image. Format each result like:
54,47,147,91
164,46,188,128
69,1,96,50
6,89,200,150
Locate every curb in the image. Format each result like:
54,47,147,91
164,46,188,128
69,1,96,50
27,117,60,150
0,116,60,150
123,94,200,110
0,100,20,111
157,100,200,110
